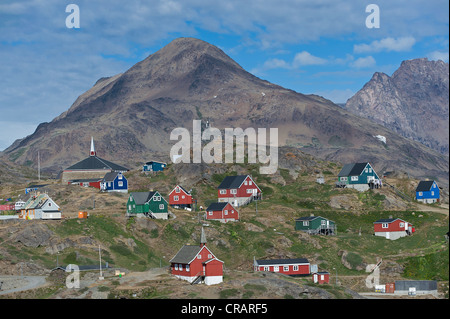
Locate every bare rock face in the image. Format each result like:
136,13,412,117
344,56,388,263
13,223,54,248
345,58,449,155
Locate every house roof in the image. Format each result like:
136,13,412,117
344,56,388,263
169,245,204,264
338,163,370,177
415,180,436,192
295,216,331,222
145,161,167,165
218,175,248,189
102,171,122,182
373,218,409,225
65,156,128,172
206,202,229,211
255,258,309,266
130,191,157,205
169,185,191,196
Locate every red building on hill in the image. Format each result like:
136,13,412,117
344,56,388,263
168,185,194,209
170,228,223,285
217,175,261,207
205,202,239,222
253,258,311,276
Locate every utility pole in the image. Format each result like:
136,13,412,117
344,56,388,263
99,245,104,280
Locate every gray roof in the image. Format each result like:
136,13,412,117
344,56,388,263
338,163,370,177
130,191,156,205
102,171,120,182
218,175,248,189
169,245,202,264
415,180,436,192
255,258,309,265
206,202,229,211
373,218,405,224
296,216,330,222
65,156,128,172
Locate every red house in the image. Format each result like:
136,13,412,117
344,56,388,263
217,175,262,207
312,271,330,284
170,228,223,285
205,202,239,222
374,218,415,240
169,185,194,209
253,258,310,276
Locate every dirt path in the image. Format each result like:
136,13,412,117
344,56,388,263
0,276,48,295
415,203,449,215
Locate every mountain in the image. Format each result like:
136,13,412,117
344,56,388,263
2,38,448,184
345,58,449,155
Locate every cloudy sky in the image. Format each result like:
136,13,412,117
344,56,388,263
0,0,448,151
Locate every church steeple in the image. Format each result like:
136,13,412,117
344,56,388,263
200,227,207,247
90,137,96,156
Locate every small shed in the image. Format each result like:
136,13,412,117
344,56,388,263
312,271,330,284
394,280,438,296
143,161,167,172
205,202,239,222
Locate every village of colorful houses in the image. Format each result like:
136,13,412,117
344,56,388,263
0,137,444,297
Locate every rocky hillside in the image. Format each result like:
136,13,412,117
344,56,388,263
345,58,449,155
2,39,448,185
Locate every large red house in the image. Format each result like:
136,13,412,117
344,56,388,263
170,228,223,285
253,258,310,276
205,202,239,222
217,175,261,207
168,185,194,209
374,218,415,240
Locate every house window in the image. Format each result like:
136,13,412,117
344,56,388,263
182,195,185,199
249,181,252,185
179,264,183,271
321,220,326,225
224,210,228,215
176,187,180,193
118,181,123,187
431,191,434,196
382,223,388,228
186,265,190,271
230,189,237,194
340,177,348,181
293,265,298,271
247,189,253,194
433,184,436,188
220,190,227,194
128,205,131,210
274,266,279,272
197,255,202,259
418,192,423,196
159,204,164,209
174,196,179,201
118,174,123,180
108,182,112,187
399,222,404,228
369,168,372,173
209,211,213,215
351,176,358,181
264,266,269,271
303,221,309,226
283,266,289,271
155,196,161,201
244,181,248,185
174,264,178,270
365,168,368,173
208,254,212,259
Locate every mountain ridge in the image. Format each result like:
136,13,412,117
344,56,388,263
2,38,448,185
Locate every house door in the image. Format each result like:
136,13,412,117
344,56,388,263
386,232,390,239
313,274,318,283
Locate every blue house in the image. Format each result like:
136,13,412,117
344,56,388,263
100,172,128,193
143,161,167,172
415,180,439,204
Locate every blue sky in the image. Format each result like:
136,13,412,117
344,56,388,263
0,0,448,151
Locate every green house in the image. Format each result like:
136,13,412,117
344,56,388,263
336,162,381,191
295,215,336,235
126,191,168,219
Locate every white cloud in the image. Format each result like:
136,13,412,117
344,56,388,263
293,51,327,67
263,58,291,70
427,50,449,62
350,56,376,69
353,37,416,54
